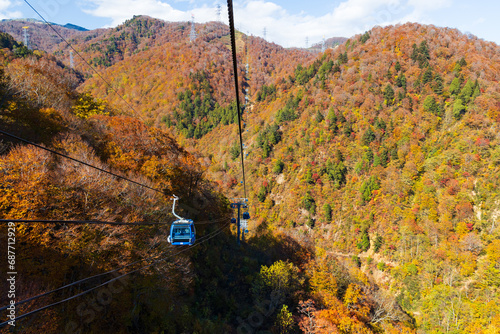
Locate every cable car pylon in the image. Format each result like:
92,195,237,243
230,198,250,245
227,0,252,246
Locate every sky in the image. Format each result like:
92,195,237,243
1,0,499,47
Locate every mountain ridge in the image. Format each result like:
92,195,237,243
0,18,87,53
1,18,88,31
1,18,500,333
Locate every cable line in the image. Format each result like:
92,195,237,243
227,0,247,199
0,215,231,226
0,222,230,327
21,0,145,120
0,219,166,226
18,0,239,204
0,222,227,313
1,130,233,225
0,129,165,195
0,2,236,327
0,216,232,313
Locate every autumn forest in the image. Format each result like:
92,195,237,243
0,15,500,334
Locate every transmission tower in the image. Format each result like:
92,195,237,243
69,50,74,69
244,32,250,107
189,14,197,42
322,35,326,52
305,36,309,48
22,26,30,49
216,4,222,22
263,27,266,41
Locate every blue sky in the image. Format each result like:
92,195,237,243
1,0,499,47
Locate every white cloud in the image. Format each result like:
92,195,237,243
474,17,486,24
244,1,286,17
81,0,408,46
331,0,400,22
405,0,453,22
79,0,464,47
407,0,452,12
82,0,191,26
0,0,23,20
233,0,405,47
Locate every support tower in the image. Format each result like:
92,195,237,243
189,14,197,42
216,4,222,22
22,26,30,50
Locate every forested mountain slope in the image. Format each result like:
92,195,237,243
0,19,85,53
0,35,233,333
74,20,500,332
2,17,500,333
219,23,500,332
61,16,315,129
0,26,379,334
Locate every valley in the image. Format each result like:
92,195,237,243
0,15,499,333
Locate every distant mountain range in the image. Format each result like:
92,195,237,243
0,17,344,53
310,36,348,50
1,18,88,31
1,15,499,332
0,18,87,52
71,18,500,332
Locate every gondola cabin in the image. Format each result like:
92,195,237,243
168,219,196,245
242,212,250,220
168,195,196,245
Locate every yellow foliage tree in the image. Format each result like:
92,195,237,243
72,92,109,119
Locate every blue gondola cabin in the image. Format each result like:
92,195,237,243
168,219,196,245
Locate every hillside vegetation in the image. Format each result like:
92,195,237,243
0,19,85,53
225,23,500,332
0,36,236,333
81,20,500,332
58,16,315,128
1,17,500,333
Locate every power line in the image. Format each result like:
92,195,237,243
0,222,228,313
0,216,231,310
0,223,230,327
0,5,235,327
227,0,247,199
0,215,231,226
8,2,170,199
21,0,144,120
0,219,167,226
0,129,165,195
0,214,232,227
0,217,228,311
